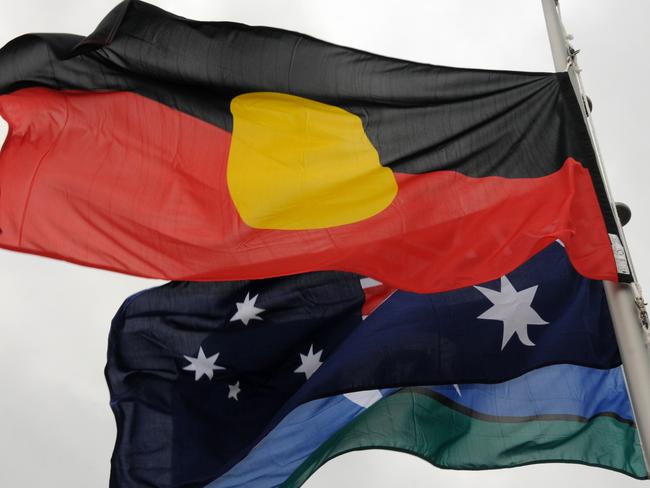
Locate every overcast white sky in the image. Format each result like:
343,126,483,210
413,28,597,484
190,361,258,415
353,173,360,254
1,1,649,487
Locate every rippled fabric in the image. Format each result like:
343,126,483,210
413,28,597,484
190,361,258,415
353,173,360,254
210,365,639,488
284,383,645,487
106,243,620,487
0,1,626,289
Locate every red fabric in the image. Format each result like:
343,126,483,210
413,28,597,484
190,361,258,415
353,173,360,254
361,282,396,318
0,88,617,292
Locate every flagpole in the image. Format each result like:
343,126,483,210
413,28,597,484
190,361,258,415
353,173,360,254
541,0,650,470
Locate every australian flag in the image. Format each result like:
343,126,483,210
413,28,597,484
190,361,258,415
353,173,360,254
106,242,620,487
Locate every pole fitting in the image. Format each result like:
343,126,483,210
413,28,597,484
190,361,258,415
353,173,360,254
566,46,581,71
634,295,650,345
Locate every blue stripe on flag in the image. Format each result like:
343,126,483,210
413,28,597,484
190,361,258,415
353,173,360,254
206,365,632,487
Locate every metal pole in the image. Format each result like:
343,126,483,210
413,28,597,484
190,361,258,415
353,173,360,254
541,0,568,72
540,0,650,471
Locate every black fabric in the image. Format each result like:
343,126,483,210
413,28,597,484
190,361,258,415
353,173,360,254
0,2,604,178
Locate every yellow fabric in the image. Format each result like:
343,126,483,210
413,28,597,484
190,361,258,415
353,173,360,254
227,92,397,230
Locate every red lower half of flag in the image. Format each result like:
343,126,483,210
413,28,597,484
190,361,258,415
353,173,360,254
0,88,616,292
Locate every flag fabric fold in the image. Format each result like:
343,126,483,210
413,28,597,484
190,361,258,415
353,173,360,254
0,0,627,291
210,365,643,488
106,243,622,487
282,376,646,488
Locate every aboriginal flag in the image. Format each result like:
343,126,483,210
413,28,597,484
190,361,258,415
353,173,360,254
0,0,628,292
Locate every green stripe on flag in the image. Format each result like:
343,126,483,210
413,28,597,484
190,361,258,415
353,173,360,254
282,388,647,487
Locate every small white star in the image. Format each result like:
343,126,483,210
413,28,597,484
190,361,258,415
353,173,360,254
475,276,548,350
230,292,265,325
183,347,225,381
228,381,241,401
294,344,323,380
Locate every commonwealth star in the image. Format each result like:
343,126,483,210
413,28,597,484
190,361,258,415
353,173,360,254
475,276,548,350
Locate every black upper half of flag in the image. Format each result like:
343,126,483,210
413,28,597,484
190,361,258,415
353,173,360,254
0,1,605,181
106,243,620,487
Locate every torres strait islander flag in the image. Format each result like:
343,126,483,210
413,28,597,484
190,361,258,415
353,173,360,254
0,0,630,291
106,243,637,488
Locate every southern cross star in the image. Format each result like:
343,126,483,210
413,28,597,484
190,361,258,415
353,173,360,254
294,344,324,380
228,381,241,401
183,347,225,381
474,275,548,350
230,292,265,325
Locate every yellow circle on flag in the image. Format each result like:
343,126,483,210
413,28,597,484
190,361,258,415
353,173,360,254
227,92,397,230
